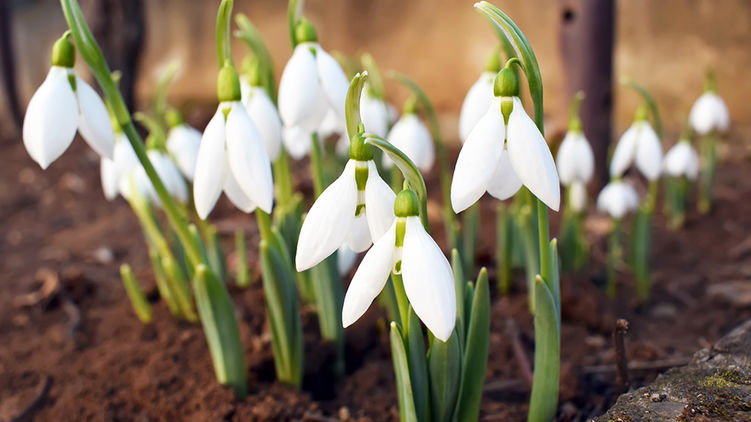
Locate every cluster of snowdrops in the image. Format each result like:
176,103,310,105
22,1,729,421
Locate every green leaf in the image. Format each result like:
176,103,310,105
148,246,180,317
345,72,368,140
120,264,153,323
496,203,513,295
475,1,544,134
527,277,560,422
192,264,247,397
309,253,345,373
428,329,462,422
456,268,490,422
451,249,466,334
547,239,560,319
215,0,234,67
234,13,277,104
406,309,429,422
632,208,652,301
389,322,418,422
234,229,250,287
461,203,480,274
365,135,430,231
622,78,662,138
154,60,178,118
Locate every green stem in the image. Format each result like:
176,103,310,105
273,149,294,205
391,273,410,329
698,132,717,214
607,219,623,298
536,199,550,282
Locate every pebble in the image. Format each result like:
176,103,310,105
708,280,751,307
93,247,114,264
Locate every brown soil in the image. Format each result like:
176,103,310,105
1,132,751,421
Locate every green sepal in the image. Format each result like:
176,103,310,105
428,327,462,422
154,60,178,118
389,322,418,422
120,264,153,323
483,50,501,73
192,264,248,398
455,268,490,422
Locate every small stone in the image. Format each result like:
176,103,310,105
93,247,114,264
708,281,751,307
650,392,665,402
651,303,678,319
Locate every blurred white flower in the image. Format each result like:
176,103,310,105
101,133,140,200
241,79,282,161
383,113,434,172
459,71,495,143
193,102,273,219
596,180,639,219
166,123,201,181
610,119,663,181
556,131,594,186
689,92,729,136
136,149,188,206
337,244,358,276
360,87,390,139
663,140,699,180
568,181,587,213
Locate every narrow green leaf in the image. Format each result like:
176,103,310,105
234,229,250,287
406,309,429,422
310,253,345,374
548,239,560,319
632,208,652,301
527,277,560,422
428,329,462,422
234,13,277,103
192,264,247,397
621,78,662,138
365,135,430,231
461,203,480,274
154,60,178,118
345,72,368,140
120,264,153,323
496,203,512,295
162,254,198,322
287,0,301,48
360,53,386,100
451,249,466,333
456,268,490,422
215,0,234,67
389,322,418,422
148,248,180,317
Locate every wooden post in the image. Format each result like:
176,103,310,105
558,0,615,187
0,0,22,134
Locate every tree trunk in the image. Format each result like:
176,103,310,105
0,0,22,134
558,0,615,188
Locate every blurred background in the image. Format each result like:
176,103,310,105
2,0,750,177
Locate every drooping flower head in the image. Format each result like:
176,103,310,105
134,124,188,206
164,108,201,181
296,131,396,271
23,32,114,169
556,93,594,212
193,63,273,219
663,138,699,180
610,106,663,181
596,179,639,220
240,59,283,161
278,19,349,159
451,59,560,213
689,72,729,136
101,131,141,201
458,50,501,143
342,189,456,342
383,97,435,172
360,82,391,140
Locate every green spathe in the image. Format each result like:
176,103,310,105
51,32,75,68
217,63,242,102
295,18,318,44
394,190,420,218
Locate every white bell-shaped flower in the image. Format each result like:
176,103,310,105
278,20,348,159
23,36,114,169
101,132,140,200
193,65,273,219
342,190,456,342
451,82,560,213
663,139,699,180
240,76,282,161
337,244,358,276
135,149,188,206
568,181,587,213
296,134,396,271
556,131,594,186
610,113,663,181
459,72,496,143
689,92,729,135
165,113,201,181
383,100,434,172
360,85,391,139
596,180,639,219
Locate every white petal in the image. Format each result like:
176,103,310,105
22,66,78,169
557,132,594,185
283,126,314,159
225,103,274,213
342,221,396,327
451,99,504,212
100,157,118,200
574,134,595,182
387,114,434,172
686,145,700,180
337,244,358,276
167,124,202,181
193,109,228,219
246,87,283,161
346,214,372,253
318,108,343,139
664,142,690,177
690,92,730,135
459,72,494,143
597,181,638,219
610,124,638,178
278,44,320,128
295,161,358,271
401,216,456,342
486,148,522,201
76,76,115,159
114,134,140,197
364,160,396,240
224,171,256,213
568,181,587,212
360,91,390,139
153,150,188,203
506,98,560,211
634,123,663,181
315,46,349,121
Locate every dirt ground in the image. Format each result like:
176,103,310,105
2,129,751,421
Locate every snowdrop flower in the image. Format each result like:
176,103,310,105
360,84,390,139
610,107,663,181
23,33,114,169
136,149,188,205
342,189,456,342
240,67,282,161
596,179,639,219
193,64,273,219
100,132,141,200
689,91,729,136
451,62,560,213
278,19,348,159
337,245,358,276
556,117,594,213
296,132,396,271
663,139,699,180
458,52,500,143
383,98,434,172
165,109,201,181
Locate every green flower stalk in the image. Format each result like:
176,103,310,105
663,125,700,229
120,264,153,324
596,179,640,297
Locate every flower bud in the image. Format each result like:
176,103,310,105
394,189,419,217
349,132,374,161
295,18,318,44
51,33,75,68
217,62,242,103
493,67,519,98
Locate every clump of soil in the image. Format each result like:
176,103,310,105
2,131,751,421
